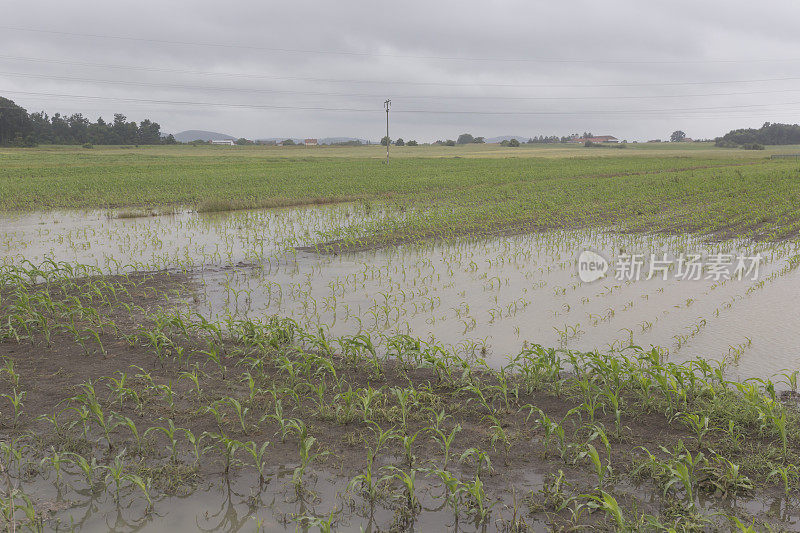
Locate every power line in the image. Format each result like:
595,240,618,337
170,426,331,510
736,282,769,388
5,89,800,117
3,55,800,89
3,26,800,65
8,71,800,102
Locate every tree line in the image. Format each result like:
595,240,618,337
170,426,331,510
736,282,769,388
0,97,176,146
716,122,800,147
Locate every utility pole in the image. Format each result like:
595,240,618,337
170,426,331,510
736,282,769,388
384,99,391,164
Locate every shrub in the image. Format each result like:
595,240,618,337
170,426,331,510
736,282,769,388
82,143,93,149
742,143,765,150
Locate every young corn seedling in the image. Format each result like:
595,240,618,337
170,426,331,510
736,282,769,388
116,414,143,451
768,463,799,495
391,387,415,432
178,369,203,401
39,448,67,485
601,388,624,438
335,386,359,424
183,429,210,466
431,423,461,470
2,357,20,388
144,419,184,463
400,430,422,470
387,466,421,517
663,450,703,508
485,414,512,464
262,400,295,442
2,389,25,428
356,385,381,423
203,399,228,429
103,450,127,502
579,443,611,489
583,490,625,530
240,371,260,404
241,440,271,485
207,432,243,475
676,412,711,450
460,447,493,479
779,370,799,395
429,467,464,518
463,473,492,524
347,424,396,503
123,473,153,511
65,405,91,440
293,436,329,490
225,397,250,433
66,452,102,491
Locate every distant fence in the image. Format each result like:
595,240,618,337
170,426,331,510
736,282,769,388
770,154,800,159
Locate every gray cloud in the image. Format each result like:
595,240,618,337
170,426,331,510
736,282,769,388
2,0,800,141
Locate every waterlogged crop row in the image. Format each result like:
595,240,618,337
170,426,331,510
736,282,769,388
0,262,799,530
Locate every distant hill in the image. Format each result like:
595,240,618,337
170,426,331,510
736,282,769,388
486,135,529,143
173,130,236,143
255,137,372,145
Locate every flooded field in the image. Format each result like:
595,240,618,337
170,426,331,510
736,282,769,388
3,205,799,380
2,200,800,531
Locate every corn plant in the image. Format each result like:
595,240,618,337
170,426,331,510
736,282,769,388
387,466,420,516
462,473,492,523
207,432,243,475
768,463,799,495
579,443,611,489
2,389,25,428
676,412,711,450
293,436,329,489
241,440,271,484
583,490,625,530
144,419,185,463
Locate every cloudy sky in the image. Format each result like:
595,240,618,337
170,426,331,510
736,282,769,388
2,1,800,142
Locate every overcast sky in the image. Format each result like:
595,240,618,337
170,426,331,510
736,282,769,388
3,1,800,142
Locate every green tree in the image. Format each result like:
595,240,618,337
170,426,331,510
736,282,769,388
395,138,404,146
113,114,138,144
407,140,418,146
0,97,32,145
381,136,391,146
137,119,162,145
457,133,474,144
670,130,686,142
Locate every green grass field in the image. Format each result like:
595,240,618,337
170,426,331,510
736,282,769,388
2,143,800,244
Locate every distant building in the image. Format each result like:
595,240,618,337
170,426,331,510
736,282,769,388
211,139,235,146
304,138,318,146
573,135,619,143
